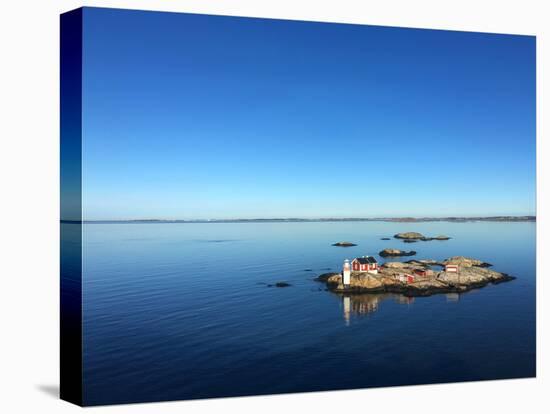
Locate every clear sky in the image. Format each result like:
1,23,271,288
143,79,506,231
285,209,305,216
80,7,536,220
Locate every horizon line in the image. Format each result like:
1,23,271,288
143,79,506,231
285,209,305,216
61,215,537,224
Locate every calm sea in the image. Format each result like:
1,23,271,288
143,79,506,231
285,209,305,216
76,221,535,405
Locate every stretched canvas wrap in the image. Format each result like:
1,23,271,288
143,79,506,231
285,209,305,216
60,7,536,406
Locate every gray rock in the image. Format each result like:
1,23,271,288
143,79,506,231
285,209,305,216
394,232,451,241
382,262,409,268
315,272,340,282
332,241,357,247
379,248,416,257
394,232,425,240
442,256,491,267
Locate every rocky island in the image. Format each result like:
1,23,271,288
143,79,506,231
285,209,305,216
394,232,451,241
379,248,416,257
316,256,514,297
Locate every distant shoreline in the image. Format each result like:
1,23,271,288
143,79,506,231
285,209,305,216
61,216,536,224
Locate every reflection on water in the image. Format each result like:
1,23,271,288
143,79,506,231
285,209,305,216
445,293,460,302
340,292,464,324
340,293,415,325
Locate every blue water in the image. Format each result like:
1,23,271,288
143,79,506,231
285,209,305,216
81,221,536,405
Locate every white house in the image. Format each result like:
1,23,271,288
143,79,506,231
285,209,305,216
445,264,459,273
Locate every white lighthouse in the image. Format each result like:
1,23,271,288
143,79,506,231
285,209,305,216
343,296,351,326
343,259,351,286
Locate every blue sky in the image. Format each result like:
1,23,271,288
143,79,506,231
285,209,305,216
80,7,536,220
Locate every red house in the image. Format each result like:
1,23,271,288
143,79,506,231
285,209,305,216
414,268,434,278
351,256,379,274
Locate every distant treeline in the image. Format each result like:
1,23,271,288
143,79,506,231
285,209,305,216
61,216,536,224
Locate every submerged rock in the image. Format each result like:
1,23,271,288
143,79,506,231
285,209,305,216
379,248,416,257
332,241,357,247
267,282,292,288
380,237,391,240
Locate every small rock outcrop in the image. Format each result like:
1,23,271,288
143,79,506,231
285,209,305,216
382,262,409,268
442,256,491,267
332,241,357,247
379,248,416,257
394,232,451,241
314,272,340,282
406,259,440,266
437,267,501,285
394,232,425,240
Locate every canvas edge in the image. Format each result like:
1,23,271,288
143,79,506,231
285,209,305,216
60,7,84,407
